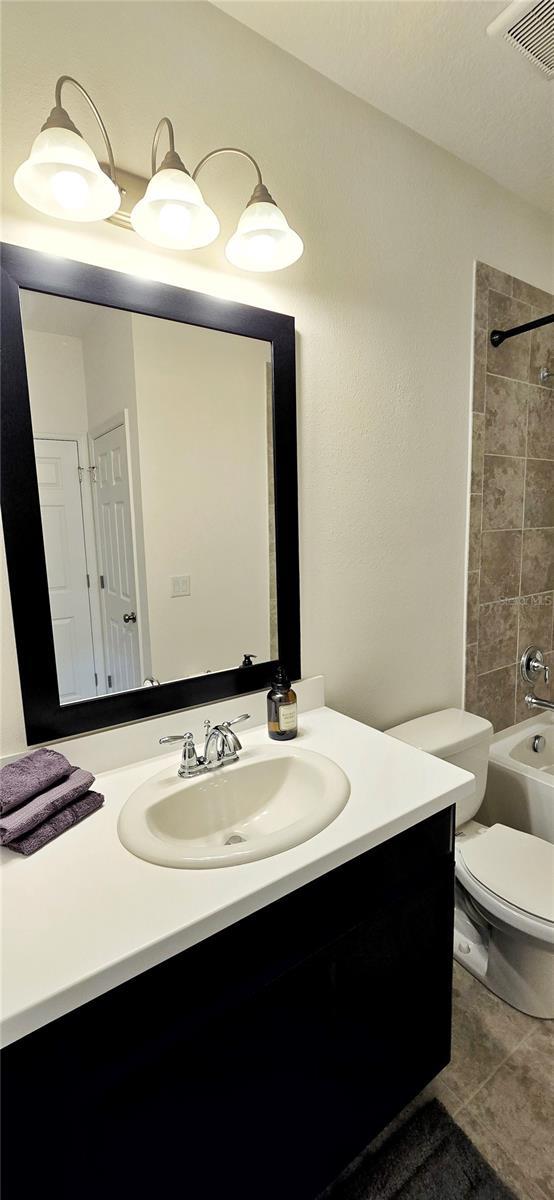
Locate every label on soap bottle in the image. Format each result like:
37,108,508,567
279,703,297,732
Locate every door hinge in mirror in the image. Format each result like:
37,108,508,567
86,573,90,588
100,575,105,589
107,674,113,688
78,466,97,484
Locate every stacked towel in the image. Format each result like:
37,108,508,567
0,747,72,814
0,749,104,856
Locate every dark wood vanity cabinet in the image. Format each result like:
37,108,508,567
2,808,454,1199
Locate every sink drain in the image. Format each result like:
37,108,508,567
224,832,246,845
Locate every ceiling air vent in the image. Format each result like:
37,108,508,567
487,0,554,78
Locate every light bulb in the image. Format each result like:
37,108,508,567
131,167,219,250
247,233,275,262
14,126,120,222
158,201,192,240
225,200,303,272
50,169,90,210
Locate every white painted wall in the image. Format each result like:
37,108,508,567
82,307,138,431
20,327,88,436
131,316,271,680
1,2,551,753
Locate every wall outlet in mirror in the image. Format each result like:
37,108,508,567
171,575,191,598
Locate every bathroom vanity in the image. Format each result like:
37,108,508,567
1,705,472,1199
1,248,473,1196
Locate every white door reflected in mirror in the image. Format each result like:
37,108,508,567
20,289,277,704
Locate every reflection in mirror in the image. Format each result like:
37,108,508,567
19,290,277,704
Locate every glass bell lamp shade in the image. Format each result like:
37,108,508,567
130,169,220,250
225,201,303,272
14,126,121,222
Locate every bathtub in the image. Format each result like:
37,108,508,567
479,715,553,844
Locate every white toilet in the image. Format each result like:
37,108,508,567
387,708,554,1019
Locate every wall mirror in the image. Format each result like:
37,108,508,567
1,245,300,743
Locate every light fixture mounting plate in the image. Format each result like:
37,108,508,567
101,164,147,229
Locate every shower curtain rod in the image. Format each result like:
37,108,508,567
490,311,553,348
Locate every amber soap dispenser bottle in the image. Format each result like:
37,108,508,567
267,665,298,741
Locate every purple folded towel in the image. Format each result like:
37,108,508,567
0,766,95,844
0,748,72,815
5,790,104,856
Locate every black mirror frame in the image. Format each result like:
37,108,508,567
1,243,300,744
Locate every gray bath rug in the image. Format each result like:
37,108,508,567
320,1099,517,1199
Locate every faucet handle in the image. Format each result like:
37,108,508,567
218,715,251,757
160,732,202,777
520,646,549,687
159,732,193,744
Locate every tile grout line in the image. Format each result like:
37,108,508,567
473,279,488,683
487,368,547,386
456,1106,552,1200
514,400,530,714
476,586,554,600
515,336,533,719
475,653,553,680
484,454,554,463
467,273,488,696
452,1021,539,1115
479,526,553,534
452,1023,548,1197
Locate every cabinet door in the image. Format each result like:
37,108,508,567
100,862,453,1200
232,866,454,1199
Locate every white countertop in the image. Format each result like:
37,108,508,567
1,705,473,1047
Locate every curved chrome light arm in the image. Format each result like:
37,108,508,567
148,116,189,177
151,116,176,176
192,146,263,186
192,147,274,206
53,75,118,184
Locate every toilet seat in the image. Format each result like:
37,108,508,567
457,824,554,943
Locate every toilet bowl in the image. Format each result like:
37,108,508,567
386,708,554,1019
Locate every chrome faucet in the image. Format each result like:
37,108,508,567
525,693,554,713
159,714,250,778
520,646,553,713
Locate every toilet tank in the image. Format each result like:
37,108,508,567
386,708,493,827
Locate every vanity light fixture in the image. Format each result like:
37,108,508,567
14,76,121,222
192,148,304,272
130,118,219,250
14,79,304,271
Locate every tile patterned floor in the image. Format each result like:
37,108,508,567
375,963,554,1200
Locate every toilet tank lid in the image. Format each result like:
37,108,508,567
386,708,493,758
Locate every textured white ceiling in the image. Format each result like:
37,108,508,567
215,0,553,214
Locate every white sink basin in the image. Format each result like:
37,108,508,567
118,745,350,868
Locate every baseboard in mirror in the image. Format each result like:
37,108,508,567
0,676,325,776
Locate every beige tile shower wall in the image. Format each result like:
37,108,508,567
466,264,554,732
